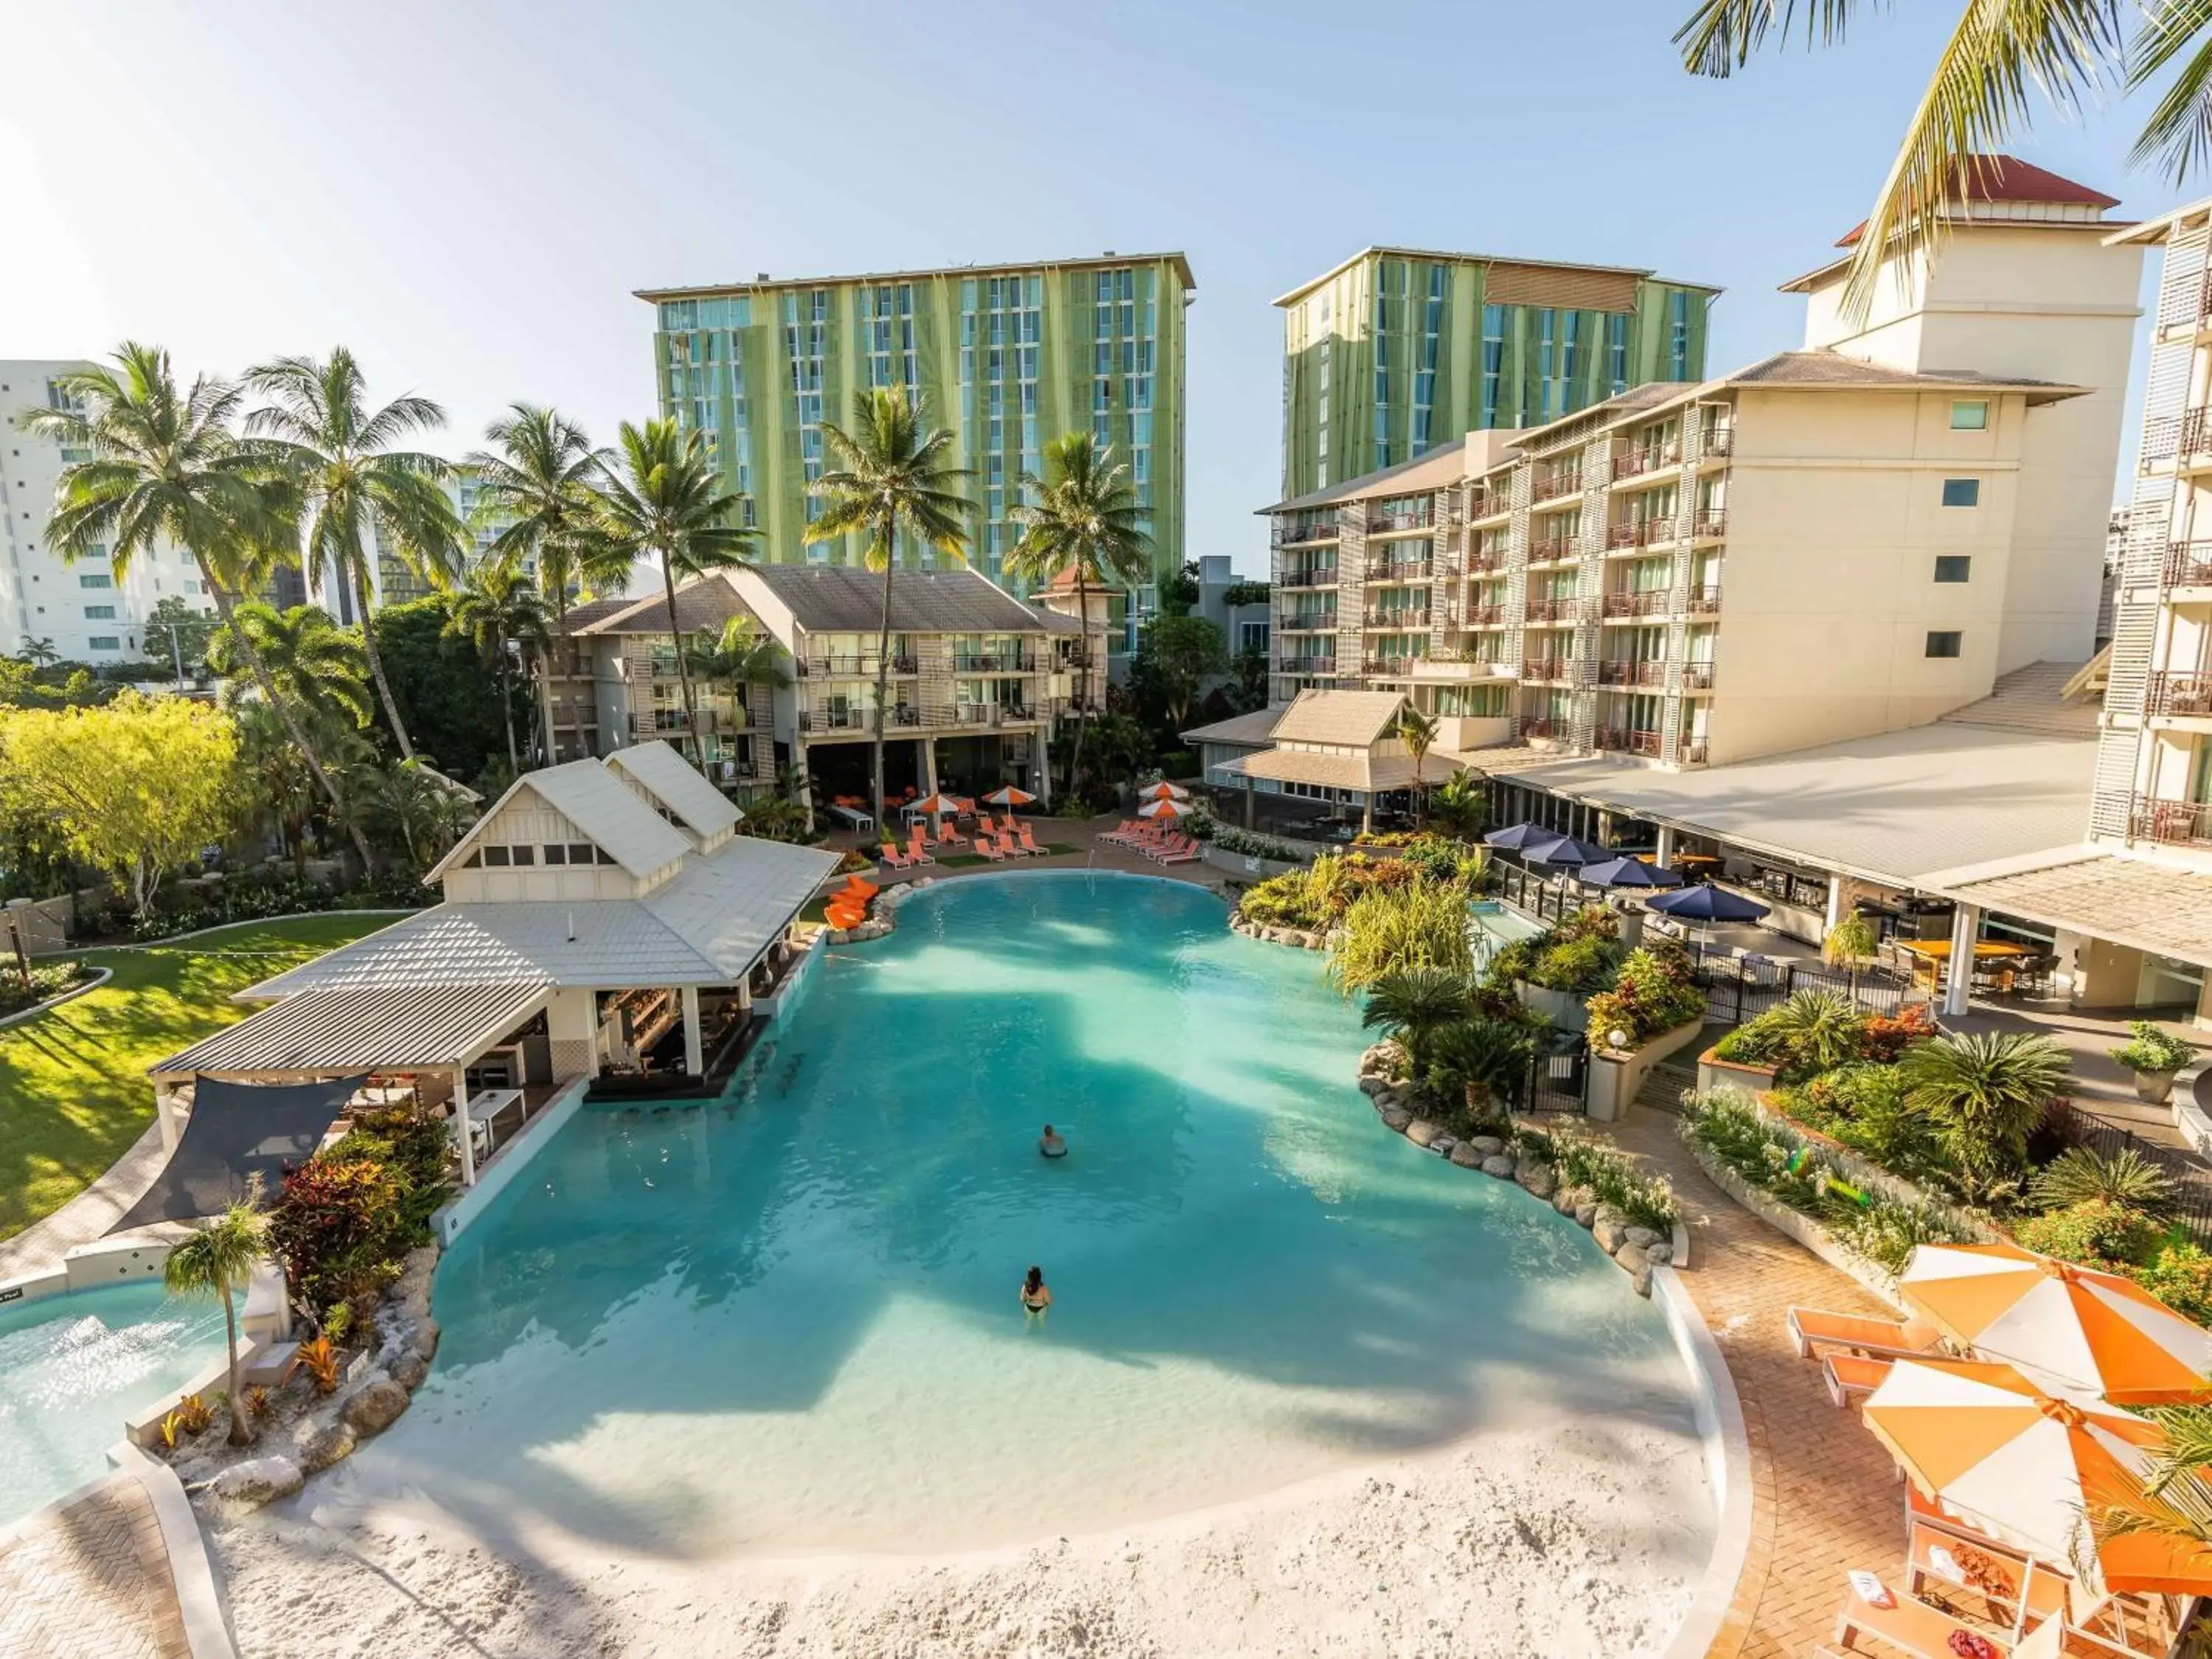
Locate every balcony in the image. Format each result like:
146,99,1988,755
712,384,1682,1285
1520,657,1575,683
1278,521,1339,546
1684,584,1722,616
1601,590,1672,620
1597,728,1662,758
1680,739,1711,765
1531,467,1582,504
1611,442,1680,481
1276,655,1338,675
1362,654,1421,675
2132,798,2212,846
1524,597,1582,624
953,703,1037,727
1699,428,1734,459
1276,615,1337,633
1368,509,1433,533
1467,545,1508,574
1370,608,1432,630
2150,670,2212,719
1279,564,1338,589
1606,521,1663,552
951,652,1041,673
1465,602,1506,626
1516,716,1566,741
1527,535,1578,563
1678,661,1717,692
1691,508,1728,540
1367,557,1433,582
2166,542,2212,591
1597,659,1668,688
1466,488,1502,520
804,653,918,679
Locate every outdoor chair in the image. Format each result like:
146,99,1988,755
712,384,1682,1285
880,841,914,871
974,835,1007,863
1787,1306,1943,1363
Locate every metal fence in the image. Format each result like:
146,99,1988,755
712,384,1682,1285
2045,1100,2212,1245
1686,946,1916,1023
1514,1033,1590,1116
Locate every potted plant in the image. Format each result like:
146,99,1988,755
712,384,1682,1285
2110,1021,2198,1106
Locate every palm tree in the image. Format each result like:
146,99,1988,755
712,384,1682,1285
1394,705,1439,824
164,1198,270,1446
1005,433,1152,799
1360,966,1477,1077
1669,1,2211,324
444,559,552,773
685,615,790,778
16,638,56,667
206,602,373,730
2097,1405,2212,1554
355,757,478,867
243,348,462,759
465,404,627,622
15,343,373,867
806,390,974,819
1899,1030,2073,1196
593,419,757,768
232,702,319,874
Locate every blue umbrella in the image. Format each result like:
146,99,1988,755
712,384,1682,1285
1645,883,1770,923
1523,833,1610,868
1483,821,1559,849
1576,855,1685,890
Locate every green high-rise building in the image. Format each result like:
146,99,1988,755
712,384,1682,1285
639,253,1193,590
1276,247,1720,497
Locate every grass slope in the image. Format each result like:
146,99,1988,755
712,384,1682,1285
0,914,401,1243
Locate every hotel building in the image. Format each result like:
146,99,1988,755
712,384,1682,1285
1275,248,1719,498
637,254,1192,591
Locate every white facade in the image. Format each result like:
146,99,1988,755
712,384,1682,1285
0,360,212,664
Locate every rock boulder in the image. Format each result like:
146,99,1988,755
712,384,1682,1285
1405,1119,1439,1148
1592,1214,1628,1253
295,1420,357,1473
1480,1155,1516,1179
208,1455,303,1508
1448,1142,1482,1169
1380,1105,1413,1132
411,1318,439,1361
1467,1135,1506,1158
343,1379,411,1437
1623,1225,1662,1252
1514,1160,1556,1200
390,1351,429,1390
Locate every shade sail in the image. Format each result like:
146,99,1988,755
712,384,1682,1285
108,1074,366,1233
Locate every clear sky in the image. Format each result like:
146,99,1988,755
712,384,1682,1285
2,0,2191,577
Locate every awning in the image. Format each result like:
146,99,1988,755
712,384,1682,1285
1923,847,2212,968
146,981,553,1082
108,1074,365,1232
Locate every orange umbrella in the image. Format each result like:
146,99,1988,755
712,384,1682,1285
1899,1240,2212,1405
982,785,1036,808
1138,797,1182,818
1139,780,1189,801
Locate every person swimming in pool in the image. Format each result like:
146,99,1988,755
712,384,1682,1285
1039,1124,1067,1158
1020,1265,1051,1315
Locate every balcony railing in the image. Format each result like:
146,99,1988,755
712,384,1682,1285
1363,655,1420,675
1370,608,1431,630
1276,655,1338,675
2151,670,2212,718
1520,657,1574,682
1516,716,1565,740
954,702,1037,726
1691,508,1728,539
1531,467,1582,504
1467,545,1508,573
1681,740,1710,765
1467,489,1503,519
1278,521,1340,546
1597,659,1668,687
1684,584,1723,615
1528,535,1577,562
1601,590,1672,619
1700,428,1734,459
1611,442,1680,481
1678,661,1717,691
1276,614,1337,632
2166,542,2212,590
1367,557,1433,581
1606,521,1665,551
951,652,1040,672
1465,603,1506,626
804,653,917,678
2188,407,2212,460
1597,727,1663,758
2132,799,2212,846
1279,564,1338,588
1368,509,1433,533
1524,597,1582,624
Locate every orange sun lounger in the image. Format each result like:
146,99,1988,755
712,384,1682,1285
1787,1306,1942,1363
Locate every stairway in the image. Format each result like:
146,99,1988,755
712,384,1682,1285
1636,1056,1700,1116
1935,659,2099,737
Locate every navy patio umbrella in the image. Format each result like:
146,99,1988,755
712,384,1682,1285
1483,821,1559,849
1523,833,1611,868
1644,883,1770,923
1576,855,1686,890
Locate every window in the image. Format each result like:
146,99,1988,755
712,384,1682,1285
568,843,597,865
1950,400,1989,431
1933,556,1972,583
542,845,567,866
483,846,512,867
1925,630,1963,658
87,636,119,651
1941,478,1981,508
509,845,536,866
83,604,115,619
78,574,112,589
596,846,619,866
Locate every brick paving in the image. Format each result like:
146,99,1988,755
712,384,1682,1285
0,1475,190,1659
1602,1107,1906,1659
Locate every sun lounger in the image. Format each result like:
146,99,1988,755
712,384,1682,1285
996,830,1028,858
974,835,1007,862
1788,1306,1942,1363
905,831,935,866
880,841,914,871
936,821,968,848
1017,824,1044,855
1832,1579,2019,1657
1823,1352,1893,1408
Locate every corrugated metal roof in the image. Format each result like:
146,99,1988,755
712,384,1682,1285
1217,748,1443,794
576,574,753,637
428,760,695,883
746,566,1049,634
607,742,742,840
1929,849,2212,967
1268,689,1407,747
1180,707,1284,746
1491,723,2096,888
147,982,552,1080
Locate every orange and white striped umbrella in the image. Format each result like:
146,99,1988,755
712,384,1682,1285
1899,1240,2212,1405
911,792,967,816
1862,1357,2161,1571
1139,780,1189,801
1138,797,1182,818
982,785,1036,807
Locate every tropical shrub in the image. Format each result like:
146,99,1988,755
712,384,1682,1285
1515,1122,1678,1232
1353,832,1485,886
1719,990,1868,1082
1585,940,1705,1050
1862,1004,1941,1065
266,1099,450,1318
2112,1021,2198,1077
2013,1200,2163,1271
1425,1016,1534,1133
2028,1146,2177,1218
1238,865,1329,930
2137,1242,2212,1325
1899,1031,2071,1199
282,1333,344,1395
1527,933,1624,995
0,960,96,1018
1212,827,1310,863
1361,967,1475,1076
1427,768,1486,835
1327,876,1475,996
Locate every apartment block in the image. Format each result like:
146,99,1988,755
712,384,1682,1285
0,361,214,664
638,254,1192,591
1267,160,2140,771
1276,248,1718,498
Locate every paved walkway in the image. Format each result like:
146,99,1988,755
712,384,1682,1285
1599,1107,1905,1659
0,1123,181,1285
0,1475,191,1659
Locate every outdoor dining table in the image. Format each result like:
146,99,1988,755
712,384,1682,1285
829,803,875,832
1896,937,2034,992
464,1088,524,1155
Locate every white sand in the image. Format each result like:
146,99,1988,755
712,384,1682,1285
207,1413,1711,1658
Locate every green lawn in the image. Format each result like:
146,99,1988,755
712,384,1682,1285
0,913,403,1244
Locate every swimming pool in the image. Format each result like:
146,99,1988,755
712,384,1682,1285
1470,897,1545,970
403,873,1702,1557
0,1281,233,1528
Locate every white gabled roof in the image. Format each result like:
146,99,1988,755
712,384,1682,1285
606,742,743,840
427,759,694,883
147,982,552,1081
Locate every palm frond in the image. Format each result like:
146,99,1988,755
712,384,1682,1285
1674,0,1872,77
2128,0,2212,178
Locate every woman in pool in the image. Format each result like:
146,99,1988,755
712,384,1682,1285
1020,1265,1051,1316
1039,1124,1067,1158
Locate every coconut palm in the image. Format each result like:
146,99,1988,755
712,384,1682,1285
685,615,790,776
15,343,372,866
243,348,462,759
1360,965,1478,1076
354,757,478,867
16,638,57,667
1005,434,1151,798
1670,0,2212,323
206,602,372,730
1899,1029,2073,1194
444,559,552,773
164,1197,270,1446
2097,1403,2212,1558
1394,705,1439,824
464,403,629,626
593,419,757,768
805,390,974,819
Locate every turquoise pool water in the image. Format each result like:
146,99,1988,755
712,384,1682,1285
1470,897,1545,973
406,874,1700,1557
0,1281,232,1527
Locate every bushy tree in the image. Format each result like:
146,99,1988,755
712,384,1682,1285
364,597,516,785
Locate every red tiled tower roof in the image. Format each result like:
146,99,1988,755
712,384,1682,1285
1835,155,2120,246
